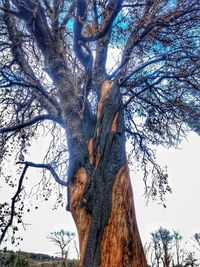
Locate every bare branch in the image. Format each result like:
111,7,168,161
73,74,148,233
0,114,64,134
73,0,93,70
81,0,124,42
60,1,76,29
17,161,69,187
0,6,21,17
0,160,68,244
117,54,199,87
0,164,28,245
2,0,62,117
118,55,167,85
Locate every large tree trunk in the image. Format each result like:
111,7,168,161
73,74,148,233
70,165,147,267
69,81,147,267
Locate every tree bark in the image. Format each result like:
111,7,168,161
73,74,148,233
70,165,147,267
69,81,147,267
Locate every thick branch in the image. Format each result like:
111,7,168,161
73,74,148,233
17,161,68,187
81,0,124,42
8,1,87,162
73,0,93,70
0,6,20,17
0,114,64,134
3,1,62,117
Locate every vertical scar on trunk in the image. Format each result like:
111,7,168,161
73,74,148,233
111,112,119,132
100,164,147,267
70,168,91,267
87,138,94,165
97,80,113,119
95,79,113,168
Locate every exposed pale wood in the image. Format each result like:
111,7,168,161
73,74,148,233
87,138,94,165
100,164,147,267
70,168,91,267
97,80,113,119
111,112,119,132
70,165,147,267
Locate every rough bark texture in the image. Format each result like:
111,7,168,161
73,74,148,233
70,168,91,267
70,165,147,267
69,81,147,267
100,164,147,267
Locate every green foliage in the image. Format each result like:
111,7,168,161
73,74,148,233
15,253,29,267
0,251,29,267
67,259,79,267
0,250,79,267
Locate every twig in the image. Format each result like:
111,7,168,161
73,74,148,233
0,165,28,245
0,161,68,245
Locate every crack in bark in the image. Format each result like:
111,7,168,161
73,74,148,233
80,85,126,266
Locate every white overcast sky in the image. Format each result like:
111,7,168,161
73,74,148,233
1,131,200,259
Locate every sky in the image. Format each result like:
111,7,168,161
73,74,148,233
1,131,200,260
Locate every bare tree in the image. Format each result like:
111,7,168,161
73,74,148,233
193,234,200,252
151,231,163,267
151,227,174,267
173,230,183,266
0,0,199,266
47,229,75,267
184,252,199,267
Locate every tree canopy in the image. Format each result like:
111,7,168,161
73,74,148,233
0,0,199,248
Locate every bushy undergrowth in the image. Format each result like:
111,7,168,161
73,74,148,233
0,251,78,267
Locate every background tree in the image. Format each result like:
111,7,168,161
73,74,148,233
0,0,199,266
173,231,183,267
146,228,200,267
184,252,199,267
151,232,163,267
192,234,200,252
151,227,174,267
47,230,76,267
158,227,174,267
144,242,153,266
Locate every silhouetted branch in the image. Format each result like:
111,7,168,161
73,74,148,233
118,55,167,86
60,1,76,29
0,114,64,134
0,160,68,244
0,164,28,245
82,0,124,42
2,1,62,117
121,4,145,8
117,54,199,87
0,6,21,17
17,161,68,187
